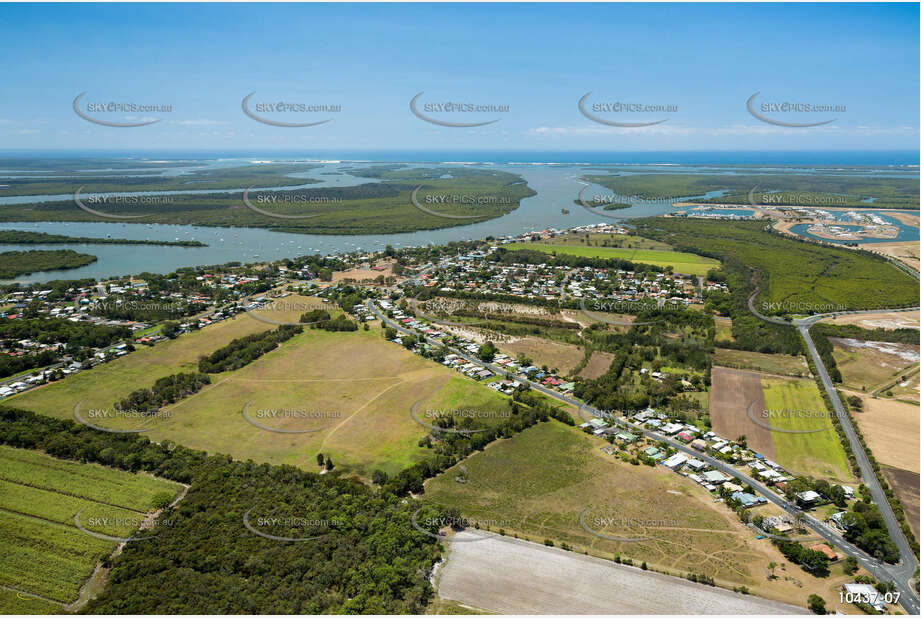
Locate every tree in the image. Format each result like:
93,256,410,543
768,561,777,579
807,594,827,614
843,556,859,575
325,456,334,471
316,453,324,467
478,341,497,363
161,321,180,339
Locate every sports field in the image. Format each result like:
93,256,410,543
0,445,182,611
760,377,853,483
504,243,719,275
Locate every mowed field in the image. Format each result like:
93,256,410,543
423,420,855,611
851,396,919,474
504,242,719,275
709,367,773,458
8,299,511,478
761,377,853,484
709,368,852,482
713,348,810,378
0,445,182,611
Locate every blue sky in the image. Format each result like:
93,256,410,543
0,2,917,151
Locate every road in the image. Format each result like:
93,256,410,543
371,298,920,613
747,290,920,613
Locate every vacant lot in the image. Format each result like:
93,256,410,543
425,420,853,611
500,336,584,375
882,465,920,539
579,350,615,379
713,348,809,378
761,377,853,484
830,337,919,393
714,316,734,343
885,369,920,403
427,421,773,590
0,445,181,610
12,316,509,478
438,532,806,615
710,367,773,458
826,310,920,331
851,396,919,474
504,242,719,275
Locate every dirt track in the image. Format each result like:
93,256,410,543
709,367,773,458
438,531,807,614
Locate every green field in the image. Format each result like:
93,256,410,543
762,377,853,483
0,445,182,610
713,348,810,377
0,588,62,614
8,302,512,478
423,420,778,589
504,242,719,275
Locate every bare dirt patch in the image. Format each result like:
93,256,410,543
579,350,614,379
826,310,920,330
330,260,397,283
438,531,807,615
881,465,920,539
851,396,919,474
710,367,773,458
500,337,583,374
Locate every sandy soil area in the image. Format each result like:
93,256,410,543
826,310,920,330
709,367,773,458
330,261,397,283
851,396,920,474
437,531,807,615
